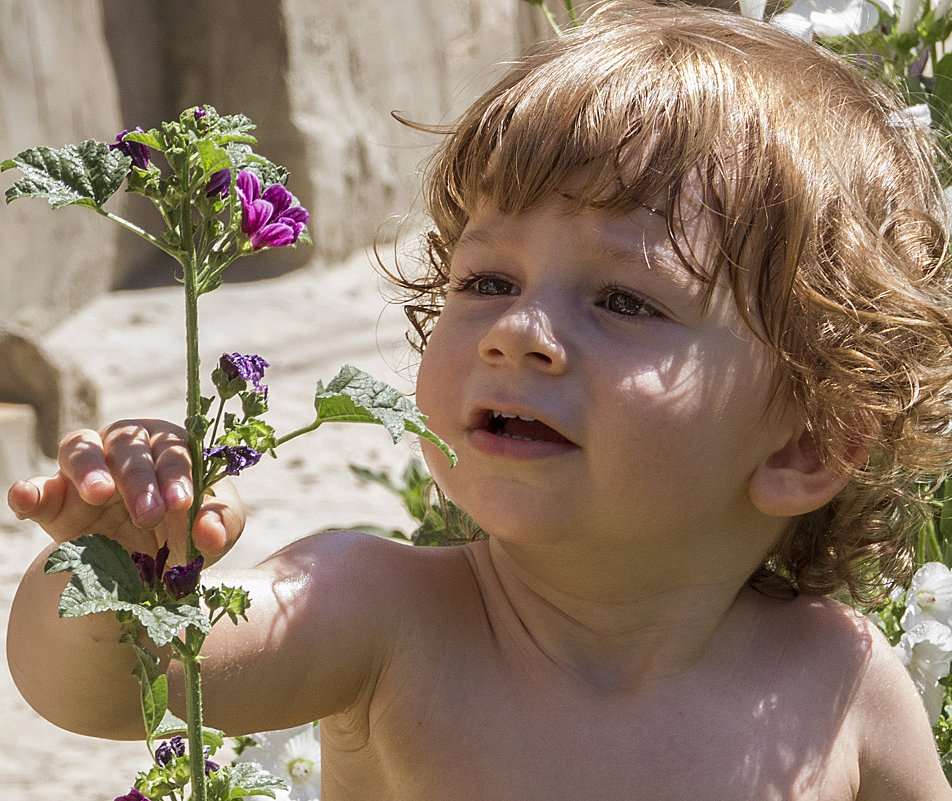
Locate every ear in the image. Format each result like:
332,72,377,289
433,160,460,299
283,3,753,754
749,427,850,518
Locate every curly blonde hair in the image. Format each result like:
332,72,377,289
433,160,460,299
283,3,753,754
388,0,952,602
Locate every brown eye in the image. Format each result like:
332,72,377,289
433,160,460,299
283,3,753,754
604,289,653,317
472,276,515,296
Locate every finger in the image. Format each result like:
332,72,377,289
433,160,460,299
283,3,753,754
8,478,49,520
192,481,246,557
56,429,116,506
101,420,166,529
7,475,71,535
151,427,194,513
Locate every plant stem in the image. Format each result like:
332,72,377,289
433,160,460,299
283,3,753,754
180,640,207,801
100,209,180,260
180,170,209,801
274,420,322,447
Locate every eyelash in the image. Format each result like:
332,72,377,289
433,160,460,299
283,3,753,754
448,272,515,296
597,285,665,320
449,273,666,321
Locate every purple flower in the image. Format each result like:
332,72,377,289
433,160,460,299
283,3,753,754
131,542,170,586
110,127,151,170
115,790,150,801
204,444,263,476
155,736,186,766
204,745,220,775
194,107,207,121
205,168,232,198
235,169,309,250
163,555,204,599
219,352,269,390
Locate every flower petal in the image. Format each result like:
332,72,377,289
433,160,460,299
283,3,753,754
243,199,275,235
251,221,297,249
262,183,293,217
236,169,261,204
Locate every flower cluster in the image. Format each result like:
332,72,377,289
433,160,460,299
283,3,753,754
877,563,952,724
236,170,309,250
131,542,204,600
220,352,270,394
203,443,263,476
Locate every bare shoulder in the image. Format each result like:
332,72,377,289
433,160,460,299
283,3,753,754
200,531,480,732
758,593,950,800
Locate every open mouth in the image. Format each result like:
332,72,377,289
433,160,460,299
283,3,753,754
484,410,572,444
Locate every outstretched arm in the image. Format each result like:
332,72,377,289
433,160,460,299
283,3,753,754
6,420,401,739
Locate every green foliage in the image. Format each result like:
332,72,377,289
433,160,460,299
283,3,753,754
349,458,480,546
312,364,457,464
1,139,131,209
45,534,210,646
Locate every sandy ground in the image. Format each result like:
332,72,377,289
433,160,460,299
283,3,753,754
0,245,427,799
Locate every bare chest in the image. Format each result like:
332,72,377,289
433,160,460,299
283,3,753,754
321,653,860,801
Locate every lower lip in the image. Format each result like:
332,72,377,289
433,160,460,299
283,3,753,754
467,429,579,460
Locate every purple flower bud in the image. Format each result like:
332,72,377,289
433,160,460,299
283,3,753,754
205,168,231,198
194,107,207,121
204,444,263,476
115,790,150,801
219,352,269,390
155,736,186,766
131,542,170,586
110,127,151,170
163,555,204,599
204,745,220,775
235,169,309,250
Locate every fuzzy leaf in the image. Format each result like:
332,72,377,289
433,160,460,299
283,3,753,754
44,533,210,645
220,762,288,799
45,534,143,605
2,140,130,208
125,637,169,737
314,365,456,464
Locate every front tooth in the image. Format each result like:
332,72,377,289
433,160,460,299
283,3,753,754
494,411,518,419
516,414,537,422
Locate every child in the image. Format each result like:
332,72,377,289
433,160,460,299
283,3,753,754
8,2,952,797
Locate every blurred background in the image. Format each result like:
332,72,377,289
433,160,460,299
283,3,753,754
0,1,569,796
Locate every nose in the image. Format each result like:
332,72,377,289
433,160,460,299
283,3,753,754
477,304,568,374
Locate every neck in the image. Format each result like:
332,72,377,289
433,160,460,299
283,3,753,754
481,536,768,691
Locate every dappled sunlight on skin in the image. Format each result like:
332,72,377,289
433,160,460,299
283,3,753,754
724,600,872,798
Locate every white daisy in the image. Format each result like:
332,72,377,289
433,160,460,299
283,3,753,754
238,723,322,801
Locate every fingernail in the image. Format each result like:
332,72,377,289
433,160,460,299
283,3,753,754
166,481,189,506
134,490,158,521
87,471,112,490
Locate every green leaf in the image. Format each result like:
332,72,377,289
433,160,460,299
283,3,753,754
2,140,130,208
122,129,165,152
932,54,952,134
125,637,169,737
193,138,232,177
44,533,210,645
314,365,456,465
45,533,143,605
220,762,288,799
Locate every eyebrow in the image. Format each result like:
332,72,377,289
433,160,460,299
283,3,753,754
453,213,702,287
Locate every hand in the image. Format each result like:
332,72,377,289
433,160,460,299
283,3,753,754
7,419,245,567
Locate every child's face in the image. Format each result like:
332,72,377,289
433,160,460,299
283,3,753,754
415,193,800,563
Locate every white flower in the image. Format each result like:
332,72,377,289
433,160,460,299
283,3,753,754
238,724,322,801
895,620,952,724
935,0,952,22
896,0,923,33
885,103,932,133
772,0,891,39
901,562,952,630
739,0,768,19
